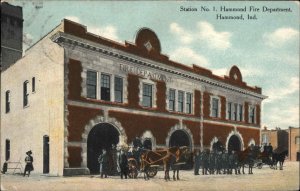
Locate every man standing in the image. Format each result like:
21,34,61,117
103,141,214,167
194,150,201,175
118,149,129,179
98,149,109,178
23,150,34,177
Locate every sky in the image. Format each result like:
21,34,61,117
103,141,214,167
6,1,299,130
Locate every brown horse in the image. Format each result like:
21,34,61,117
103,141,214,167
236,147,256,174
140,146,189,181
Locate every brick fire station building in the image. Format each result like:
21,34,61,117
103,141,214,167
1,19,267,176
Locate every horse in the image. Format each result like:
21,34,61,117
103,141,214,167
140,146,189,181
166,146,189,180
236,147,257,174
272,149,288,170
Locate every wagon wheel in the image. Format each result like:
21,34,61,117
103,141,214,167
147,167,158,178
128,158,138,178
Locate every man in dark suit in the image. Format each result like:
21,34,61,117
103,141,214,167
118,149,129,179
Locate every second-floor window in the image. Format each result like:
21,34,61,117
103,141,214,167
211,98,219,118
186,93,192,114
87,71,97,99
5,91,10,113
238,104,243,121
227,102,232,120
23,81,29,107
101,74,110,101
169,89,175,111
178,91,184,112
233,103,238,121
142,83,152,107
249,106,255,124
114,76,123,103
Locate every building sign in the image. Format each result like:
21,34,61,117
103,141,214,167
120,64,172,82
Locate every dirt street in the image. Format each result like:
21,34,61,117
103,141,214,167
1,162,299,191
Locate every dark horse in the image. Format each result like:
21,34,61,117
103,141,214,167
236,147,257,174
140,146,189,181
272,149,288,170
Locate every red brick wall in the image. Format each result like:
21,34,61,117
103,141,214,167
68,146,82,167
203,92,211,118
183,120,200,145
220,96,226,120
68,59,82,100
203,123,234,146
127,74,141,108
237,127,260,147
194,90,201,117
109,110,179,144
67,105,103,142
156,81,167,112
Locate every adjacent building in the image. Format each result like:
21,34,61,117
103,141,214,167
1,2,23,71
1,19,267,176
261,126,299,161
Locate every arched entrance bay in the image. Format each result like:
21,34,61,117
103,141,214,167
169,130,192,169
87,123,119,174
169,130,191,147
228,135,241,153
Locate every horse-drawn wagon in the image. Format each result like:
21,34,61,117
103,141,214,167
126,146,189,180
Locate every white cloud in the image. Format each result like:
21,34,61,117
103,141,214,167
212,68,227,76
169,47,209,67
263,27,299,47
65,16,120,42
169,21,232,50
197,21,232,50
65,16,80,23
263,105,299,129
265,76,299,103
169,23,193,44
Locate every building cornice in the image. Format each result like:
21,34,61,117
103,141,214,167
51,32,267,100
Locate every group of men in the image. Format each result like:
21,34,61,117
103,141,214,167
98,147,130,179
194,149,243,175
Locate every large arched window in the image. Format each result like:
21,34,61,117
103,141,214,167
23,81,29,107
5,90,10,113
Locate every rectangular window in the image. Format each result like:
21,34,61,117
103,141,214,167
249,106,255,123
227,102,232,120
114,76,123,103
23,81,29,107
169,89,175,111
233,103,238,121
101,74,110,101
212,98,219,118
295,137,300,144
239,104,243,121
5,91,10,113
142,83,152,107
186,93,192,114
32,77,35,92
86,71,97,99
262,134,268,144
178,91,184,112
5,139,10,161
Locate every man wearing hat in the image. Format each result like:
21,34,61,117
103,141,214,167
24,150,34,177
98,149,109,178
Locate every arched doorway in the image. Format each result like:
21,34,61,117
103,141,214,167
169,130,191,147
87,123,119,174
228,135,241,153
143,138,152,150
169,130,192,169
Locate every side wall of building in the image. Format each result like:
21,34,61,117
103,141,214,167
1,29,65,175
